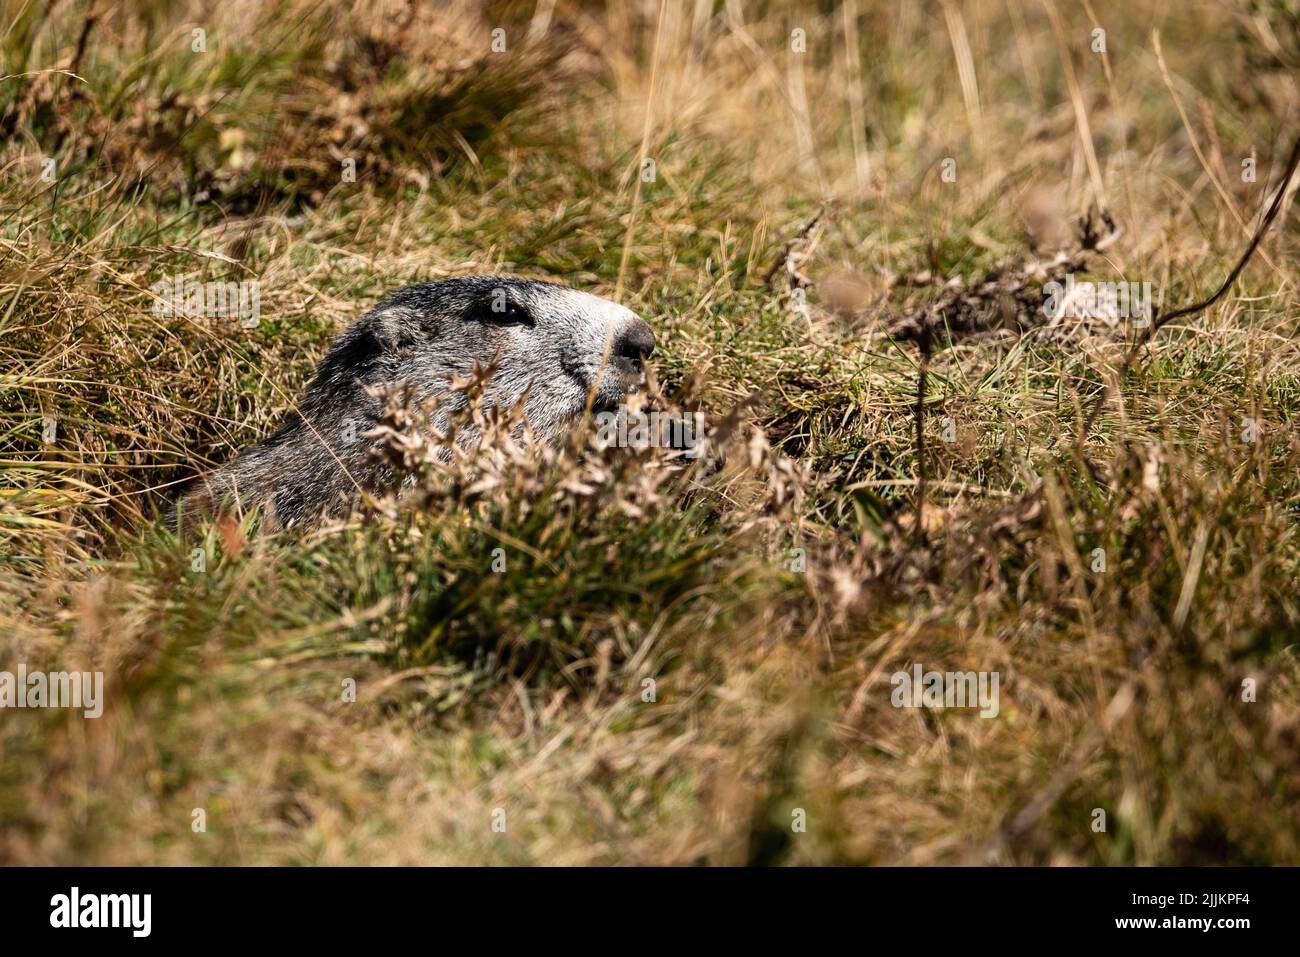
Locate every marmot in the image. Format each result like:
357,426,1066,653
177,276,656,527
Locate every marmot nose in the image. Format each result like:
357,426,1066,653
614,319,656,370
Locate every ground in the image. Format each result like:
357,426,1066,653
1,0,1299,865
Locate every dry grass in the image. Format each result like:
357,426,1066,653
1,0,1299,865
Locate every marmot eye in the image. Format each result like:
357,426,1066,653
470,295,533,326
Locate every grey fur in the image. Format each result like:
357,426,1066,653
177,276,655,527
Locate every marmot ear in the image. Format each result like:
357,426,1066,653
368,306,422,353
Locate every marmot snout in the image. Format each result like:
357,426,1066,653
178,276,656,527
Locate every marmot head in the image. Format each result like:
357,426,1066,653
311,276,655,437
180,276,656,526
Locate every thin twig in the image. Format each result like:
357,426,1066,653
1078,132,1300,456
912,326,933,541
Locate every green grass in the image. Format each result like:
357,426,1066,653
1,0,1299,865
